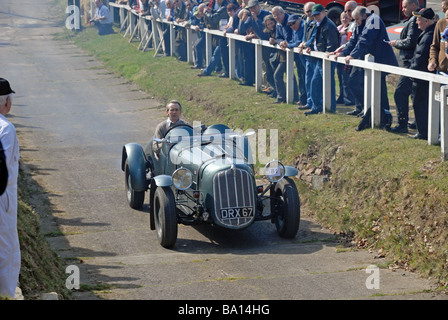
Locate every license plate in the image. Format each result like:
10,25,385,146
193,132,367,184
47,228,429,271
220,207,254,220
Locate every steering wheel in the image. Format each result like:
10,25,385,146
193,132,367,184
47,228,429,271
164,123,193,139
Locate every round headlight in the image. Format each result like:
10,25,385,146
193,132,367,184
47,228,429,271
264,160,285,183
172,168,193,190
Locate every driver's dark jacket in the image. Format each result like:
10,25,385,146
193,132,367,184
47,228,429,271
313,16,339,53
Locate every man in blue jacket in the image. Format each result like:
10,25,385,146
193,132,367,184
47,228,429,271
92,0,114,35
271,6,299,104
336,6,398,129
279,14,307,106
245,0,274,91
198,0,230,77
298,2,316,110
304,4,339,114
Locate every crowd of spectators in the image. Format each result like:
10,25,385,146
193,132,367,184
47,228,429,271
109,0,448,139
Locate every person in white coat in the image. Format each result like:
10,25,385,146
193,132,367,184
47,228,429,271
0,78,20,299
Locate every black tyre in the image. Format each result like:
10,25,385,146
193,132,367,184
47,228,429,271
153,186,178,248
270,177,301,239
125,159,145,209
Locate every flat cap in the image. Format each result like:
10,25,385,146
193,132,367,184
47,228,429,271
0,78,15,96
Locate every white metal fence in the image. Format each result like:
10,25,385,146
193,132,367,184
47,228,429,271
100,2,448,160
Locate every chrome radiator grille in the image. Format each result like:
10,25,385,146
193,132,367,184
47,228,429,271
213,167,256,228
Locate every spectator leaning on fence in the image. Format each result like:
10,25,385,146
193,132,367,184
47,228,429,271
138,0,151,16
342,6,398,131
304,4,339,115
334,1,357,107
297,1,316,111
237,8,257,86
335,11,355,106
198,0,230,78
340,1,358,113
165,0,174,20
245,0,271,38
271,6,299,104
172,0,188,61
428,0,448,73
389,0,421,134
244,0,274,93
329,3,366,117
150,0,167,19
187,3,207,69
151,0,171,55
92,0,114,35
223,3,241,78
408,8,437,140
279,13,307,106
263,15,281,98
343,0,358,39
0,78,20,300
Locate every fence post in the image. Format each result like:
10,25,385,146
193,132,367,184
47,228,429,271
129,13,140,42
119,7,124,29
441,85,448,161
186,27,193,63
228,38,236,79
169,23,175,57
139,15,146,41
322,58,331,113
110,3,115,23
152,19,159,51
363,54,374,115
371,69,381,128
205,32,212,66
119,7,129,33
286,49,294,104
254,41,263,92
129,10,136,37
428,81,441,145
90,0,95,20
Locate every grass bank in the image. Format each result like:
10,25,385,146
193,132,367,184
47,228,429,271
12,164,71,300
56,25,448,288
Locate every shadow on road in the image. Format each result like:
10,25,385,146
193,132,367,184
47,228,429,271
171,218,339,255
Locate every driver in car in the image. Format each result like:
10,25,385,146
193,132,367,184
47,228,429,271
153,100,188,157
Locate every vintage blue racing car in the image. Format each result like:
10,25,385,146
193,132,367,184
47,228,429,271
121,123,300,248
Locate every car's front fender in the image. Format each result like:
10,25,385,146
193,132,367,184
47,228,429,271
284,165,298,177
122,143,147,192
153,175,172,187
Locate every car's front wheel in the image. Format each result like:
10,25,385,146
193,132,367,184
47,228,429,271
125,159,145,209
153,186,178,248
271,177,301,239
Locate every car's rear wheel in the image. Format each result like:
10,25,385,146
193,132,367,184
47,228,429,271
271,177,300,239
125,159,145,209
154,186,178,248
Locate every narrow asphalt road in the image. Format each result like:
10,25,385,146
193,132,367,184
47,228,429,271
1,0,446,303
